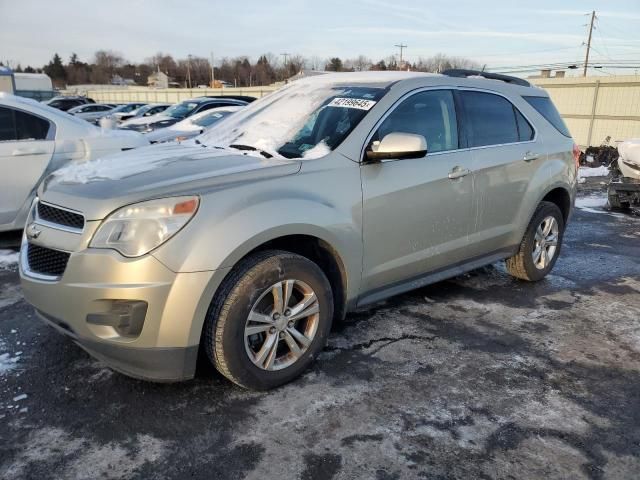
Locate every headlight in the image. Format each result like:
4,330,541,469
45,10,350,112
90,196,199,257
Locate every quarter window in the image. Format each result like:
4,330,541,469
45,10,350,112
374,90,458,153
461,91,521,147
515,108,534,141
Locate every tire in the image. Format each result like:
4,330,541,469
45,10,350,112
203,250,333,390
608,189,630,211
505,201,565,282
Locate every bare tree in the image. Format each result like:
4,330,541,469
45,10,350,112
414,53,480,73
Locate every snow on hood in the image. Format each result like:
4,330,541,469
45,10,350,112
48,142,270,184
618,138,640,166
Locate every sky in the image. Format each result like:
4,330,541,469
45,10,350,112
1,0,639,76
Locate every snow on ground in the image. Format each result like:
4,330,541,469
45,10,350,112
579,166,609,178
0,250,19,271
0,338,21,376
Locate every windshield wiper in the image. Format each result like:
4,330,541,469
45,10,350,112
229,144,273,159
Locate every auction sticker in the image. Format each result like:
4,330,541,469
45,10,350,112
329,97,377,110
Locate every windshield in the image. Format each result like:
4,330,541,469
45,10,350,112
193,110,234,127
164,101,199,119
199,80,387,159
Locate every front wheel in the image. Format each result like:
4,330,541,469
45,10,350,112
506,202,565,281
203,250,333,390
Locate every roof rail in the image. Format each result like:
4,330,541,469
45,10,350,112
441,69,531,88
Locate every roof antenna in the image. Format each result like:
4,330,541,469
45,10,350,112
481,64,487,72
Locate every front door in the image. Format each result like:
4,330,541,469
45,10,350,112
360,89,475,298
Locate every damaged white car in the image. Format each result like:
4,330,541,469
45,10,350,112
609,138,640,210
0,93,149,233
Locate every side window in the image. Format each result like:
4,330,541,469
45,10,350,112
461,91,519,147
375,90,458,153
515,108,534,141
197,103,222,113
0,107,17,141
14,110,50,140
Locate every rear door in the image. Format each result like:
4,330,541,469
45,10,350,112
459,90,540,256
360,89,475,296
0,106,55,228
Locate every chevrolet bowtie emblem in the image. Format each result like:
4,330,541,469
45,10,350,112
26,223,41,240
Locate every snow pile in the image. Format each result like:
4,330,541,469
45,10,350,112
578,165,609,178
0,249,19,270
302,141,331,159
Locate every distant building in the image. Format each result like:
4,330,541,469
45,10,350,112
148,71,170,89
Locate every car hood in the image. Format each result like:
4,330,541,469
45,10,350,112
40,142,301,220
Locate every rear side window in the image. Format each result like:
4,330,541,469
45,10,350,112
375,89,459,153
0,107,50,141
15,110,50,140
461,91,519,147
0,107,16,141
523,96,571,137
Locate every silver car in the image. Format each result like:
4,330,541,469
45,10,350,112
20,71,578,389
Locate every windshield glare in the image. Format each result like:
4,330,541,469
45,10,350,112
164,102,199,119
199,82,386,159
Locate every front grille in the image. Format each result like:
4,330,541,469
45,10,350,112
27,244,70,277
37,202,85,230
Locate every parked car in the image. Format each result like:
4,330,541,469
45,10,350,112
67,103,117,123
145,106,242,143
43,96,95,112
92,102,146,125
0,93,149,233
113,103,171,123
19,71,577,389
118,97,250,133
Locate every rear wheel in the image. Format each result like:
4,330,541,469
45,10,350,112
203,250,333,390
506,202,565,281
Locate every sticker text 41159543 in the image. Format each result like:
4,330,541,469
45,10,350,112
328,97,377,110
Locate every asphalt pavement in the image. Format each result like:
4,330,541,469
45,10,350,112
1,179,639,480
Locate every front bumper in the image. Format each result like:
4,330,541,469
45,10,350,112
20,244,218,381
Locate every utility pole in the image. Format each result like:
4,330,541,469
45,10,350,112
281,53,291,81
211,52,216,88
394,44,407,70
186,54,192,88
583,10,596,77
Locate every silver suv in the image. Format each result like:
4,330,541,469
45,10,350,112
20,71,578,389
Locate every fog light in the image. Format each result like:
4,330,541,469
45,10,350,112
87,300,148,337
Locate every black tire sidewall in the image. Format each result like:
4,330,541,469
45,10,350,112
215,253,333,390
521,203,565,281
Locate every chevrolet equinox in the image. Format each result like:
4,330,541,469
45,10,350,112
20,71,578,390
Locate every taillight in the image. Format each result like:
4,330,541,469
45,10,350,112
572,144,581,170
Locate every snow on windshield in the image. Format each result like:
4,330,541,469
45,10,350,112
200,72,426,158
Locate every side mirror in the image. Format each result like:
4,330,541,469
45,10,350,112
365,132,427,162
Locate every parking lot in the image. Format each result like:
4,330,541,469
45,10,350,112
0,178,639,480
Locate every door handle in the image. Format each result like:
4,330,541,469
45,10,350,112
448,167,471,179
523,151,540,162
12,147,47,156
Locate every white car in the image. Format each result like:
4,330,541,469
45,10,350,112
67,103,117,123
145,106,242,143
0,93,149,233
